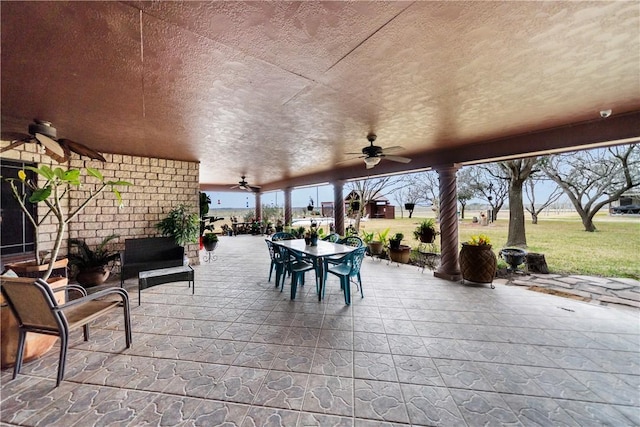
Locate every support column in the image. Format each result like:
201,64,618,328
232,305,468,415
254,192,262,222
284,187,292,226
434,164,462,281
333,180,345,235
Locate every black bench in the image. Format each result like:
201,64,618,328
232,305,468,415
120,237,184,287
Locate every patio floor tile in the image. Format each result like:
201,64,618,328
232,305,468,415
1,235,638,426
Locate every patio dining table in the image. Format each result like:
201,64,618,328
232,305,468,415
272,238,357,301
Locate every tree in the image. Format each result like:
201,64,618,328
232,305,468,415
498,158,538,248
456,168,477,219
463,164,508,221
540,144,640,232
413,172,440,219
393,174,424,218
346,176,398,231
524,175,563,224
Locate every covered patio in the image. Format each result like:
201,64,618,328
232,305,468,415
2,236,638,426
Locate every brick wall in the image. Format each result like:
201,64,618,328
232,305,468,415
1,147,200,265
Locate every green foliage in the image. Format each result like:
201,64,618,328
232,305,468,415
156,204,200,246
68,234,121,269
202,233,218,244
413,218,437,240
360,230,375,244
4,164,131,278
376,228,391,245
199,192,211,217
391,233,404,242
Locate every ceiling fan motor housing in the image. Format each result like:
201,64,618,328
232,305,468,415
28,119,57,138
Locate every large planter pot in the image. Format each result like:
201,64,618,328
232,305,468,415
0,276,68,368
459,243,497,284
368,241,383,255
389,245,411,264
76,267,110,288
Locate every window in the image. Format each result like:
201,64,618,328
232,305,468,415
1,159,36,256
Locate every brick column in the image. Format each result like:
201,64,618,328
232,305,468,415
333,180,345,235
434,164,462,281
284,187,292,226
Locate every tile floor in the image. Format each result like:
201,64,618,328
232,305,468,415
1,235,639,426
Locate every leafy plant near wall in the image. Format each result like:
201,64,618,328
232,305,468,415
156,204,200,246
4,165,131,280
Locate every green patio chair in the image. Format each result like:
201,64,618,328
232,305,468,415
325,246,367,305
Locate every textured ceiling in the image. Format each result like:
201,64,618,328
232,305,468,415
2,1,639,192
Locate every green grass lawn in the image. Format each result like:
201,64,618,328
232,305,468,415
357,213,640,279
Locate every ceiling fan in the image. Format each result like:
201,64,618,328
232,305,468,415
0,119,106,163
344,134,412,169
230,175,261,192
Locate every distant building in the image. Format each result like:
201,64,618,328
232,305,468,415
344,191,395,219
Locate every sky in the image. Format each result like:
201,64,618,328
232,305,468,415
204,185,335,209
204,169,564,210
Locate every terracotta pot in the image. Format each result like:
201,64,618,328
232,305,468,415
0,276,67,368
459,243,497,284
389,245,411,263
76,267,110,288
368,241,383,255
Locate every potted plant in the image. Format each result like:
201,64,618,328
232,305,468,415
389,233,404,250
2,165,130,367
202,232,219,251
459,234,497,286
389,233,411,263
366,228,389,256
157,204,199,246
68,234,121,287
305,226,319,246
413,218,438,243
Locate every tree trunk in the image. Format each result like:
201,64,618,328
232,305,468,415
531,212,538,224
506,178,527,247
582,216,597,232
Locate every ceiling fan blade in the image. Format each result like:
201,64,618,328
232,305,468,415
383,155,412,164
1,132,35,153
343,152,363,155
1,132,32,142
380,145,404,153
58,138,106,162
35,133,68,162
337,155,365,164
0,139,29,153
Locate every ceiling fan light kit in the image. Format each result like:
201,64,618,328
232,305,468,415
342,133,412,169
364,156,381,167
